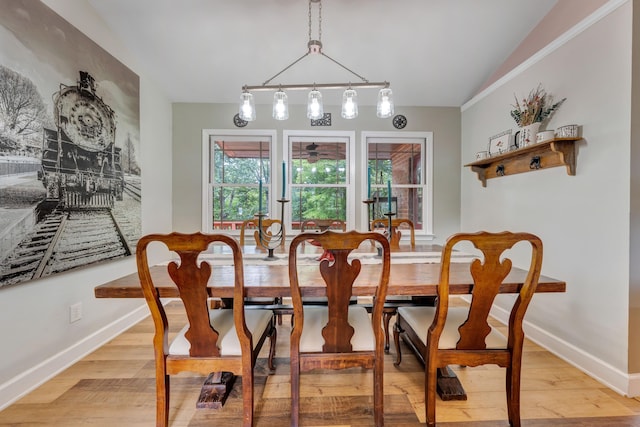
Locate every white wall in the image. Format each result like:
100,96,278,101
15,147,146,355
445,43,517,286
461,1,634,394
0,0,173,409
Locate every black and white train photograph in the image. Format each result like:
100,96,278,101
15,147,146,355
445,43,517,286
0,0,141,288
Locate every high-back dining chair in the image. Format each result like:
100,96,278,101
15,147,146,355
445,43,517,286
136,232,277,427
392,231,543,427
300,218,346,232
371,217,416,248
239,218,286,322
369,217,418,350
288,230,391,427
239,218,285,248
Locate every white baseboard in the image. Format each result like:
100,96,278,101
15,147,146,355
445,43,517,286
627,373,640,397
0,305,150,411
489,304,637,397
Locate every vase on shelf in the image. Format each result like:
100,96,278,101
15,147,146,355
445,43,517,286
516,122,541,148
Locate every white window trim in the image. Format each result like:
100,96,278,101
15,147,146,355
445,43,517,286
283,130,356,233
361,131,434,239
201,128,277,233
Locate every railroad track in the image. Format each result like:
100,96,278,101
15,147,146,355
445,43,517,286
123,175,141,202
0,208,130,287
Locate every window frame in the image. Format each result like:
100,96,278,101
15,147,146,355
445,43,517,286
283,130,356,234
361,131,434,238
201,129,277,233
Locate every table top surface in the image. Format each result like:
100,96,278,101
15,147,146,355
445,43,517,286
95,243,565,299
213,242,436,256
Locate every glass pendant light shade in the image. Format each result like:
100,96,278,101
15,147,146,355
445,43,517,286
341,89,358,119
272,90,289,120
239,91,256,121
307,90,324,120
376,87,394,118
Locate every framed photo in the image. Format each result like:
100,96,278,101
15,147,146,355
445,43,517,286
0,2,141,289
488,130,512,156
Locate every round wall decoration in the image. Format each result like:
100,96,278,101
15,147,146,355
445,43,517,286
233,113,248,128
392,114,407,129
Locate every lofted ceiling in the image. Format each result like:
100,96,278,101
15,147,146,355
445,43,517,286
87,0,558,107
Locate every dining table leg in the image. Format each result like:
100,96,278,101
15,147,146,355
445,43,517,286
196,371,235,409
393,318,468,400
436,366,467,401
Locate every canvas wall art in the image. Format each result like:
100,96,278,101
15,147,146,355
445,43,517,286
0,0,141,288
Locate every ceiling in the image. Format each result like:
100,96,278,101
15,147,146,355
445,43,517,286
87,0,558,107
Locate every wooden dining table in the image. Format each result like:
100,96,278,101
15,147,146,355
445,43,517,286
94,242,566,406
95,261,565,299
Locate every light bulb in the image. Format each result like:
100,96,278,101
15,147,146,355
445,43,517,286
307,90,324,120
310,100,320,116
379,96,390,116
272,90,289,120
239,91,256,121
376,87,394,118
341,89,358,119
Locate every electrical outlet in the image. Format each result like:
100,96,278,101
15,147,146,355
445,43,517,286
69,302,82,323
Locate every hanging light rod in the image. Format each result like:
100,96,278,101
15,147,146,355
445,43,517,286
243,82,390,91
238,0,394,122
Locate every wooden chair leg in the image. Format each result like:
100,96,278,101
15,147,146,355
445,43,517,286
275,297,283,325
290,359,300,427
392,321,403,366
241,369,254,427
425,364,437,427
374,357,385,426
157,371,169,427
382,307,397,353
506,364,522,427
268,320,277,372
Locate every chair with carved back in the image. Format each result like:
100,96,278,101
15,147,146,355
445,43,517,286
392,231,543,427
300,218,346,232
369,217,421,352
136,232,277,427
239,218,285,248
299,219,346,256
370,217,416,248
288,230,391,427
238,218,286,321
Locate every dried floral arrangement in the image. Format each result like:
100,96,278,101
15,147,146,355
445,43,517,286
510,84,565,127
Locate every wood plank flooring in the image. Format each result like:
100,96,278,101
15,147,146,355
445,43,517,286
2,299,640,426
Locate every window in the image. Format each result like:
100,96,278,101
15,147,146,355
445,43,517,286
284,131,355,231
202,130,276,232
201,130,430,237
363,132,433,236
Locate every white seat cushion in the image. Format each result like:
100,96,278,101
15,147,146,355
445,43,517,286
300,305,374,352
169,308,273,356
397,306,507,349
384,295,413,301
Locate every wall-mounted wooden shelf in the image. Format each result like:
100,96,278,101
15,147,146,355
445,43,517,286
465,137,580,187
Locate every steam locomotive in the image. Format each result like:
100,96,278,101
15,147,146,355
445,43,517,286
41,71,124,207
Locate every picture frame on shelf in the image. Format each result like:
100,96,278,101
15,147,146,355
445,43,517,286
488,130,512,156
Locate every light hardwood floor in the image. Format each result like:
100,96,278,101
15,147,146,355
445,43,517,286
2,299,640,426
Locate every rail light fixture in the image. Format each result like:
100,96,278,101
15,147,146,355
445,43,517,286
238,0,393,122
